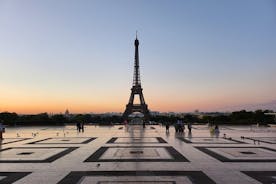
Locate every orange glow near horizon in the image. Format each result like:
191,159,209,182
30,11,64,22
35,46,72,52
1,78,275,114
0,94,273,114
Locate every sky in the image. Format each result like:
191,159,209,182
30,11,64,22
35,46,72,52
0,0,276,114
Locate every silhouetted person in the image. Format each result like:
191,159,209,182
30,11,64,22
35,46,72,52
0,122,4,140
214,125,219,131
209,126,214,137
179,120,185,133
165,123,170,132
76,122,81,132
174,123,178,133
80,122,84,132
176,120,180,133
143,121,146,128
214,125,220,138
124,120,128,125
181,121,185,133
188,122,192,132
188,130,192,139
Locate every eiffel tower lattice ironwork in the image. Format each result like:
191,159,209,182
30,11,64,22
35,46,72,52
123,35,150,121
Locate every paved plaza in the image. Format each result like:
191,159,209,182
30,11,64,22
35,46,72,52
0,125,276,184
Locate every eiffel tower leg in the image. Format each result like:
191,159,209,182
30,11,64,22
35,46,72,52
123,104,131,120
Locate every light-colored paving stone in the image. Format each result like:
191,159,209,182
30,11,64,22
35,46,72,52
0,124,275,183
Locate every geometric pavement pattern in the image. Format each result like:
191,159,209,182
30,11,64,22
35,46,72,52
195,146,276,162
0,125,276,184
84,146,189,162
0,147,78,163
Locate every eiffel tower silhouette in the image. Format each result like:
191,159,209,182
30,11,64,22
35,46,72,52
122,35,150,121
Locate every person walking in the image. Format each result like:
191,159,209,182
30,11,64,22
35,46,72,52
165,122,170,133
143,120,146,128
174,123,178,133
214,125,220,138
81,122,84,132
76,122,81,133
188,122,192,132
0,122,4,140
181,121,185,133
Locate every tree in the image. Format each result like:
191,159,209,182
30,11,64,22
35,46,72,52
0,112,18,125
51,114,67,123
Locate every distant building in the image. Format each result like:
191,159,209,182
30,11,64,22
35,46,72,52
101,112,122,117
150,111,160,116
64,109,70,118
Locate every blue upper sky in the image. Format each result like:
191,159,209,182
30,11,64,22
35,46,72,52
0,0,275,113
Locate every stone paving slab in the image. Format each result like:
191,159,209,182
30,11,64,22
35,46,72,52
57,171,216,184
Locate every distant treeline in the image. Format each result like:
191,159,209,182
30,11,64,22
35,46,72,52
0,112,123,126
0,110,275,126
153,110,275,125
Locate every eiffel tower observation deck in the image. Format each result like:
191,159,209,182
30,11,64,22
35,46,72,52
123,35,150,121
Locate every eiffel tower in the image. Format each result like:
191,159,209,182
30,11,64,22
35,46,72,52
123,35,150,121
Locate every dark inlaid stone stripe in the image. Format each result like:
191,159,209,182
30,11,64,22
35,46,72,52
242,171,276,184
98,181,175,184
177,137,246,144
0,138,32,145
106,137,167,144
27,137,96,144
0,172,31,184
240,151,255,155
57,171,216,184
107,137,118,143
244,137,276,144
17,152,34,155
129,150,144,154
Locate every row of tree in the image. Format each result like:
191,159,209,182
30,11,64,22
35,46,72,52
0,112,124,126
0,110,275,126
154,110,275,125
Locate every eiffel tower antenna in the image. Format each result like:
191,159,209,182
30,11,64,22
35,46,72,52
123,35,150,121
